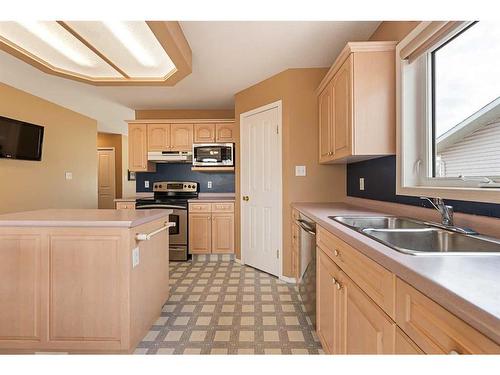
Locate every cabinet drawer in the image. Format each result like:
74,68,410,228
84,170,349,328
211,202,234,213
116,202,135,210
396,278,500,354
189,203,211,212
316,225,395,318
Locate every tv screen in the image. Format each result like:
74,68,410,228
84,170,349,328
0,116,44,161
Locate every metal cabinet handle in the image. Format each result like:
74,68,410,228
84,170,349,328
335,281,342,290
332,277,337,284
448,350,460,355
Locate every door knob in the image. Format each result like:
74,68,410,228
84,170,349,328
242,196,249,201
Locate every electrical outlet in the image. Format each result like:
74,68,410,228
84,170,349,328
132,247,140,268
65,172,73,180
359,178,365,191
295,165,306,177
207,181,212,189
144,180,149,188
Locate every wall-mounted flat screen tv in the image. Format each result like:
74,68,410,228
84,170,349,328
0,116,44,161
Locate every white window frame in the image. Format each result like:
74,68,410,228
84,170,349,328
396,21,500,204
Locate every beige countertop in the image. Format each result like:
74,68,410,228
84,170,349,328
0,208,171,228
292,201,500,345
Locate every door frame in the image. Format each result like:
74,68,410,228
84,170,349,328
239,100,283,279
97,147,116,208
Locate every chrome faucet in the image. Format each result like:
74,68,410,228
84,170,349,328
420,197,454,226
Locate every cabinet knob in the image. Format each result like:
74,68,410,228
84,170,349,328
332,277,337,284
333,249,339,257
448,350,460,355
335,281,342,290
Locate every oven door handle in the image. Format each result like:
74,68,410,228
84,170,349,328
136,204,186,210
297,220,316,235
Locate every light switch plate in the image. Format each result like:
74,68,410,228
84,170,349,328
132,247,140,268
207,181,212,189
144,180,149,188
295,165,306,177
359,178,365,191
65,172,73,180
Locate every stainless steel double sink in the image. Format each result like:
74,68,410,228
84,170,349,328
330,216,500,256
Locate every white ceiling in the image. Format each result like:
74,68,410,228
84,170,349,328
0,21,380,133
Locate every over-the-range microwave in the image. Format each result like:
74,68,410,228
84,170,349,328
192,143,234,167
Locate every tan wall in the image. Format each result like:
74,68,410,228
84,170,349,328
234,68,346,277
135,109,235,120
369,21,419,42
0,82,97,214
98,132,123,198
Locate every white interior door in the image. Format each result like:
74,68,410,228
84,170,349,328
97,148,116,209
241,101,282,277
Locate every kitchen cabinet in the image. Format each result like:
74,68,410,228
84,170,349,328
170,123,194,151
194,123,216,143
317,41,397,164
115,201,135,210
317,247,395,354
128,124,155,172
188,201,234,254
313,219,500,355
188,213,212,254
147,124,170,151
216,123,236,142
147,123,193,152
396,278,500,354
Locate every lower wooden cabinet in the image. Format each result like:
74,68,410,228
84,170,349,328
317,248,395,354
314,222,500,355
188,202,234,254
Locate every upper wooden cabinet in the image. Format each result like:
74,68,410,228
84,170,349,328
170,124,194,151
216,123,236,142
194,123,216,143
194,122,235,143
317,41,397,164
147,124,170,151
147,123,193,152
129,124,155,172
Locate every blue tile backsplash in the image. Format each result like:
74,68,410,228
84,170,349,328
136,163,235,193
347,155,500,218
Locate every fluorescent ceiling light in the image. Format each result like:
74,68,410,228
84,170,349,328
104,21,157,67
17,21,94,67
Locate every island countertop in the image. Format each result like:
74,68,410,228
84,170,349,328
0,208,171,228
292,202,500,345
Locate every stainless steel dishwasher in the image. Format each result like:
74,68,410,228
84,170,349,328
296,213,316,328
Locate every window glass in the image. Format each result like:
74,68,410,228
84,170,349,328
432,21,500,178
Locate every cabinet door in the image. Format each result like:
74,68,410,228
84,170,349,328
194,123,216,143
129,124,149,171
332,55,353,160
211,213,234,254
316,249,339,354
147,124,170,151
216,123,235,142
340,270,395,354
188,214,212,254
318,83,333,163
170,123,193,151
395,328,423,354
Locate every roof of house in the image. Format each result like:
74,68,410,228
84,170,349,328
436,96,500,153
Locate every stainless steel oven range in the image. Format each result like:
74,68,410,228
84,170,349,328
135,181,199,261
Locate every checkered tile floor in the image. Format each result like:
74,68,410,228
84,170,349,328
134,259,322,354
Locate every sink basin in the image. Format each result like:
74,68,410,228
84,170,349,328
363,228,500,255
330,216,430,230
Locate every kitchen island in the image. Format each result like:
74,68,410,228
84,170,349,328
0,209,173,353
